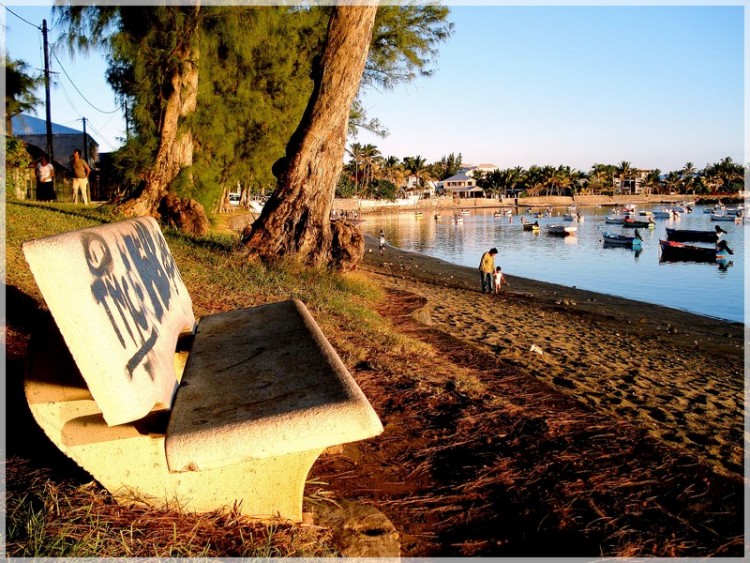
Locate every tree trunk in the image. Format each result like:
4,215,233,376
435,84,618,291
117,4,202,223
244,5,378,270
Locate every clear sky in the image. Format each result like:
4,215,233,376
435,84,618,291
3,2,746,173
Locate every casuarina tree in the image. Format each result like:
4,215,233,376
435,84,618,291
243,5,378,270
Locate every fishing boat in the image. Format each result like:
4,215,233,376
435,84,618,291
604,214,625,224
494,209,512,218
546,224,577,236
622,217,655,228
659,239,733,263
652,208,680,219
710,212,742,223
461,209,471,216
602,231,642,249
521,217,540,231
665,225,726,243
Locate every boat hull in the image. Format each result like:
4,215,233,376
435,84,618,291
665,228,720,243
659,240,732,263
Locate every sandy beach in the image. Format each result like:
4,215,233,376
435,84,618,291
309,235,745,556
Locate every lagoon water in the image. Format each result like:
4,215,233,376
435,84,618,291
363,204,745,324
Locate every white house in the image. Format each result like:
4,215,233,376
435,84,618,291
442,172,485,198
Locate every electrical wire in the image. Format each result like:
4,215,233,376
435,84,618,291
51,50,122,115
1,3,42,31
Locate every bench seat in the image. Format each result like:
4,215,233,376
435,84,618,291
166,299,383,471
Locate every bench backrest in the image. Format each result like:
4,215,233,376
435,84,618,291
23,217,196,426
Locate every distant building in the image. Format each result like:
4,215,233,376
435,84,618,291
11,113,99,166
442,172,485,198
466,163,500,177
613,169,653,195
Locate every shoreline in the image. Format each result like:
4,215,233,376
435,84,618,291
361,235,744,347
336,193,745,214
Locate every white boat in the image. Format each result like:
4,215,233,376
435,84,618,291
652,208,680,219
710,213,742,223
546,224,577,236
605,214,624,224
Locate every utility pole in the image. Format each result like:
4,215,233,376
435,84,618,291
42,19,54,163
82,117,88,162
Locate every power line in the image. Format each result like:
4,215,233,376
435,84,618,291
1,3,42,31
51,50,122,115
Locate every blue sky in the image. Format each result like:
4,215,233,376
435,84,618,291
356,4,745,173
3,3,745,173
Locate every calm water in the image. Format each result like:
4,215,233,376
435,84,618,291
363,204,745,323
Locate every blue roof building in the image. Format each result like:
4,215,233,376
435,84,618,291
11,113,99,167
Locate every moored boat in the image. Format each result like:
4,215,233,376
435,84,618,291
652,208,680,219
521,217,540,231
666,225,726,243
604,214,624,224
710,212,741,223
622,217,655,228
546,224,577,236
602,230,643,249
659,239,733,263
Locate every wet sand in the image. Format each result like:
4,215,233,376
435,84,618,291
360,237,745,478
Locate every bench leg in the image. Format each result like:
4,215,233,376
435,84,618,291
25,338,323,521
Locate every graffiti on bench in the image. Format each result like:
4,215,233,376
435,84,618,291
83,220,187,381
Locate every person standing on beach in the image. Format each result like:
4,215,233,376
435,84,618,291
479,247,498,293
70,149,91,205
379,229,386,254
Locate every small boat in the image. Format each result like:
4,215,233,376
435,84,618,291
638,210,654,217
461,210,471,215
602,230,642,249
562,213,575,221
604,214,624,224
710,212,742,223
546,224,577,236
521,217,540,231
494,209,512,218
414,211,424,217
652,208,680,219
666,225,726,243
659,239,733,263
622,217,655,228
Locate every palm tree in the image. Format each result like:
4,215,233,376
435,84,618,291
681,162,697,193
359,143,381,191
347,143,365,194
4,56,42,136
642,169,662,195
615,161,633,193
404,155,428,192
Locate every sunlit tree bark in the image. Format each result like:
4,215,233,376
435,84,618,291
244,5,378,270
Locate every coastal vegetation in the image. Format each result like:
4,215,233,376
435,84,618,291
337,151,746,200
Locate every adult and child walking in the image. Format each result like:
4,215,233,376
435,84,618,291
479,247,509,294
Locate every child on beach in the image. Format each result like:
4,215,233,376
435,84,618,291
379,229,386,254
492,266,509,294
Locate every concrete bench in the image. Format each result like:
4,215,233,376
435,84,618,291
22,217,383,521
